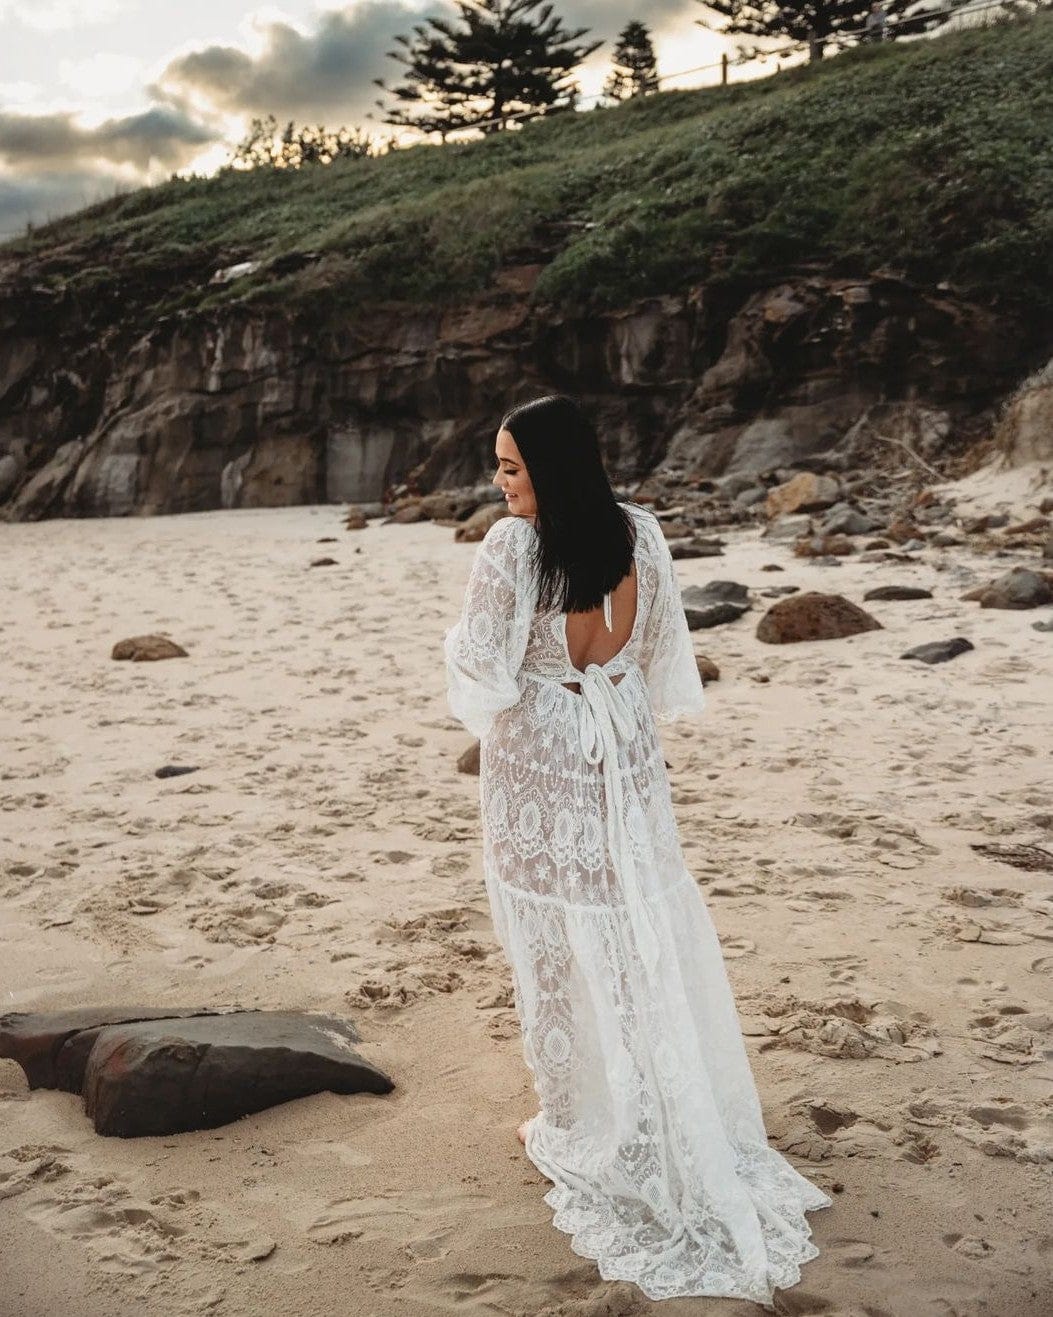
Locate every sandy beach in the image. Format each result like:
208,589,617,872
2,461,1051,1317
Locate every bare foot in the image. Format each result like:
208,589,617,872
517,1116,534,1145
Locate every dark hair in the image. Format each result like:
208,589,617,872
499,393,637,613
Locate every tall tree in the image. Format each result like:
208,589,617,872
373,0,602,141
694,0,908,62
603,20,660,101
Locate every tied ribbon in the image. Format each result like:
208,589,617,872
576,664,661,974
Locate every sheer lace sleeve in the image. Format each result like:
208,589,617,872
443,515,535,741
637,515,707,724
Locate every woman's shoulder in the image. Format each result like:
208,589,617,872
620,500,662,543
484,511,535,543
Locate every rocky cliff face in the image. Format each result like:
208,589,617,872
0,260,1046,521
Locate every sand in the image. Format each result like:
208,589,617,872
1,461,1051,1317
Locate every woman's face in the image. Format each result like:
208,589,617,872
492,427,537,518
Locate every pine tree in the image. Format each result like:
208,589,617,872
694,0,908,62
373,0,602,141
603,20,660,102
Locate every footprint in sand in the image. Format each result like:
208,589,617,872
22,1178,185,1276
303,1187,491,1254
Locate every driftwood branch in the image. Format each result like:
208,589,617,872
872,432,944,480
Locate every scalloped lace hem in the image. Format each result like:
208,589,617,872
525,1121,832,1308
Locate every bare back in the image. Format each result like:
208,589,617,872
562,562,638,692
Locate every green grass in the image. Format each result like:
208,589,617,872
5,13,1052,327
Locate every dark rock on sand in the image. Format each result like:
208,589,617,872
668,538,725,560
863,585,934,601
155,765,199,779
111,634,188,661
901,637,975,664
681,581,751,630
0,1006,393,1137
756,592,883,644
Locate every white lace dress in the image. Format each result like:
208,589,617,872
443,502,831,1307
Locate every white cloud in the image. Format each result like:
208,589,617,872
58,52,145,102
0,0,130,32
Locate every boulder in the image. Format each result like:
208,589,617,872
112,634,188,661
756,592,883,644
0,1006,393,1137
966,567,1053,609
765,473,841,518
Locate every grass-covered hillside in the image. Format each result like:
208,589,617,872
5,14,1053,327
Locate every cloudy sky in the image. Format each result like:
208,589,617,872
0,1,735,240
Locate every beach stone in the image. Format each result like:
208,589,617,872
884,517,925,544
454,503,507,542
756,592,882,644
901,637,975,664
0,1006,393,1137
762,513,813,542
966,567,1053,609
681,581,750,630
1002,515,1049,536
111,634,188,661
765,472,840,517
819,505,881,536
696,655,720,683
457,741,481,774
863,585,934,601
793,534,854,557
715,473,758,499
668,538,724,559
965,513,1010,532
384,501,424,524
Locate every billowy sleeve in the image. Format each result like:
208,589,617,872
443,516,534,741
637,517,707,724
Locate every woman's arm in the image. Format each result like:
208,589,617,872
637,516,707,724
443,516,534,740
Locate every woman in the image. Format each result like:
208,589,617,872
443,395,831,1307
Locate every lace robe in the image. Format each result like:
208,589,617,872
443,502,831,1307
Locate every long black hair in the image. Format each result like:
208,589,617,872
499,394,637,614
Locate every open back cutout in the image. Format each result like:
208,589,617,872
561,562,638,693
